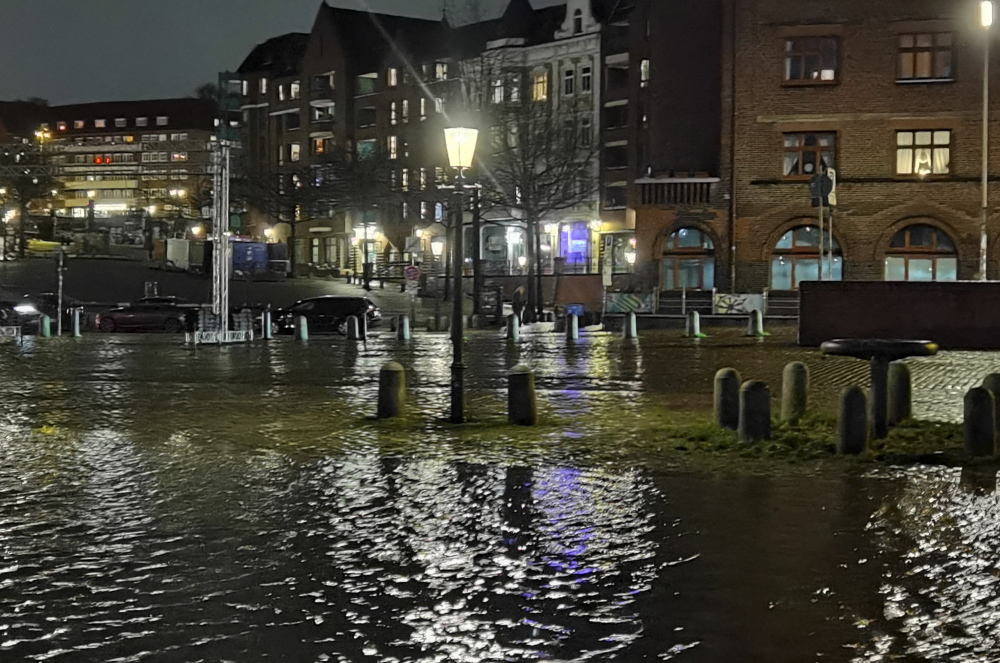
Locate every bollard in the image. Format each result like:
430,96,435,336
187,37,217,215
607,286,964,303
685,310,705,338
39,315,52,338
390,316,398,332
72,308,83,338
964,387,996,457
888,362,913,425
714,368,742,430
506,314,520,342
738,380,771,444
358,314,368,341
262,310,273,340
396,315,411,341
376,361,406,419
508,365,538,426
746,309,764,337
982,372,1000,434
869,358,890,440
346,315,361,341
780,362,809,424
837,386,868,455
623,312,638,339
566,314,579,341
294,315,309,342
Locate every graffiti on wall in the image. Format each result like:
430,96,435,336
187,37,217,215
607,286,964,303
605,292,655,313
714,293,765,315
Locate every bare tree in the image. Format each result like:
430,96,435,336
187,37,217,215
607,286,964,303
0,142,56,258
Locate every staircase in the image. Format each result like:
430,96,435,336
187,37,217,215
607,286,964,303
657,289,714,315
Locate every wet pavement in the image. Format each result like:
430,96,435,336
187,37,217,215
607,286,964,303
1,329,1000,661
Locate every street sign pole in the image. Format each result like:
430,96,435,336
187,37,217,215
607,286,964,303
818,195,825,281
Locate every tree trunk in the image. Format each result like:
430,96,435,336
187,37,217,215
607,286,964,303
288,215,298,277
524,216,537,323
472,189,482,314
534,222,544,318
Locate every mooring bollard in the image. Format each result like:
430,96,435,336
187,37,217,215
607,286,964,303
376,361,406,419
838,386,868,455
714,367,742,430
685,310,704,338
39,315,52,338
964,386,996,457
346,315,361,341
780,362,809,424
739,380,771,444
888,362,912,425
566,314,579,341
746,309,764,337
623,312,638,339
262,310,273,340
397,315,411,341
72,308,83,338
506,314,520,342
508,364,538,426
294,315,309,342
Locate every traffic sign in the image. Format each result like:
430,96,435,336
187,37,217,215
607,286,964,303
809,169,835,207
404,265,421,282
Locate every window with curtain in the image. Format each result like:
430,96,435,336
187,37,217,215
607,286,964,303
896,130,950,175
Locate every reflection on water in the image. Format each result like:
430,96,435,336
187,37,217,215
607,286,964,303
0,332,996,661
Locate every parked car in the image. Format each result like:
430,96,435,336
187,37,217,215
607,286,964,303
0,297,43,333
274,296,381,335
95,299,191,333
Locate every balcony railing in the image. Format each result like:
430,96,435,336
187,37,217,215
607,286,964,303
637,177,720,207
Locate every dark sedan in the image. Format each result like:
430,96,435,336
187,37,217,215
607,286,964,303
96,297,193,333
274,296,381,335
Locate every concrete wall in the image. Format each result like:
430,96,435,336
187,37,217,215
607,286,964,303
800,280,1000,349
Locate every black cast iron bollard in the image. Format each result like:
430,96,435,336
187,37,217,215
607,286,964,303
887,362,912,425
508,365,538,426
837,386,868,455
714,368,742,430
964,387,996,457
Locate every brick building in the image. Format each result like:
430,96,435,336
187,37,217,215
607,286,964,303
633,0,1000,297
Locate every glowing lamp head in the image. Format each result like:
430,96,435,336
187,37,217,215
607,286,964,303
624,250,637,265
982,0,994,27
517,255,528,268
431,237,445,257
263,228,273,239
444,127,479,169
191,225,204,237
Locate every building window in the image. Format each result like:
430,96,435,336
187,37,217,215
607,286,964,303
170,132,188,141
73,120,84,129
580,116,592,146
771,225,842,289
290,143,301,162
114,118,126,128
401,168,409,191
532,72,549,101
420,98,427,120
885,223,958,281
260,78,268,94
171,152,188,162
311,72,334,93
94,119,106,128
640,59,650,87
419,168,427,190
573,9,583,34
57,121,67,131
388,68,398,87
580,66,592,93
388,135,398,159
606,104,628,129
402,100,409,123
605,144,628,169
783,132,836,178
242,80,249,96
663,228,715,290
356,107,376,128
896,130,950,175
391,101,398,125
278,84,286,101
357,138,377,160
311,137,327,155
604,185,627,209
784,36,839,83
156,116,168,126
492,78,505,104
435,202,444,223
311,105,334,122
563,69,576,96
136,117,148,127
290,81,301,99
434,97,444,113
435,62,449,80
606,61,629,91
899,33,953,81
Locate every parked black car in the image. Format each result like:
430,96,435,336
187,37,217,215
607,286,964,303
274,296,381,335
95,297,194,333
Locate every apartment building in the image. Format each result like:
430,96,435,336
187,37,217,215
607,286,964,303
632,0,999,296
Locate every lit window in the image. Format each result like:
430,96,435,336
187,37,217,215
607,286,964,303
388,135,398,159
278,85,286,101
391,102,398,125
419,168,426,190
510,74,521,102
492,79,505,104
898,33,953,81
136,117,148,127
114,118,126,128
290,143,301,162
57,121,67,131
357,138,377,160
290,81,300,99
156,116,168,126
783,132,836,178
420,98,427,120
896,130,950,175
242,80,248,96
74,120,84,129
532,72,548,101
435,62,448,80
402,99,409,123
95,119,106,128
434,97,444,113
401,168,409,190
435,202,444,222
171,152,188,162
388,68,398,87
260,78,267,94
640,59,650,87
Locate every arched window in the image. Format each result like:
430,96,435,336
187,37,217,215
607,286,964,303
573,9,583,34
884,223,957,281
662,228,715,290
770,225,842,290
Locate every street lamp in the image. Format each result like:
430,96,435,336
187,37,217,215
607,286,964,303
982,0,993,280
443,126,479,424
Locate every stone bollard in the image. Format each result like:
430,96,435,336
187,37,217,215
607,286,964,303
566,314,579,341
506,314,520,342
508,364,538,426
685,310,704,338
780,362,809,424
714,368,742,430
346,315,361,341
376,361,406,419
72,308,83,338
746,309,764,337
964,387,996,457
389,316,398,332
982,373,1000,434
358,314,368,341
39,315,52,338
294,315,309,342
837,386,868,455
262,310,273,340
738,380,771,444
623,312,638,340
888,362,913,425
869,358,890,440
396,315,411,341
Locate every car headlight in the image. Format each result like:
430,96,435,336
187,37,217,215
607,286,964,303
14,304,38,315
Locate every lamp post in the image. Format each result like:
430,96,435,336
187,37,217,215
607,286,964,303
444,126,479,424
982,0,993,280
0,187,6,261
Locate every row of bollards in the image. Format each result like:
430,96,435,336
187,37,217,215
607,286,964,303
714,362,811,443
32,311,84,339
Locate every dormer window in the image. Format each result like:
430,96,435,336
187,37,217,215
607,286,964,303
573,9,583,35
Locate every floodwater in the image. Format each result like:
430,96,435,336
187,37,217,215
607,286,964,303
0,329,998,662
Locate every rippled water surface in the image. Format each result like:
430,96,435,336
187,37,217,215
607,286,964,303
1,330,998,662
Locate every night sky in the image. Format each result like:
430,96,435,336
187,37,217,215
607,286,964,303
0,0,559,106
